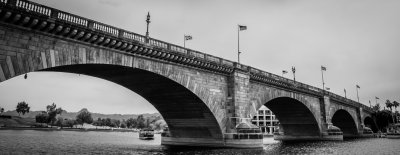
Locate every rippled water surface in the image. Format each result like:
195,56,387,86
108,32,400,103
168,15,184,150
1,130,399,154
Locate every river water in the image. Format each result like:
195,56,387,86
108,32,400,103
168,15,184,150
0,130,399,154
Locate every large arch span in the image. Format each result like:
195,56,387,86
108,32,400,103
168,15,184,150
331,109,358,138
264,97,321,138
17,64,224,140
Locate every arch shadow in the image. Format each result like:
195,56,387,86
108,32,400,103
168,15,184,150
264,97,320,137
332,109,358,138
364,116,378,133
40,64,223,139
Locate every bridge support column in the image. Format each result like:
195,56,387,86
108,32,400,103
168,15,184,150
321,96,343,140
223,63,263,148
358,107,374,137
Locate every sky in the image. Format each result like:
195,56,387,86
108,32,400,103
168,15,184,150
1,0,400,114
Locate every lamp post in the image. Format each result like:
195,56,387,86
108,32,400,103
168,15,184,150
344,89,347,98
145,12,151,43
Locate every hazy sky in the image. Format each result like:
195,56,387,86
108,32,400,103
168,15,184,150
1,0,399,114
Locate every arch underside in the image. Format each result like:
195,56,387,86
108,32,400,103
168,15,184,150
364,116,378,133
332,110,358,137
41,64,223,139
265,97,320,136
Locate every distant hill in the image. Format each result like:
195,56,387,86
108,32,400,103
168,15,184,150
1,110,162,121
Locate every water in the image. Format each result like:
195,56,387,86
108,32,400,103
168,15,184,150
0,130,399,155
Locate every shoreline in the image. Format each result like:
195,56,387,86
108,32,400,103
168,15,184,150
0,127,139,132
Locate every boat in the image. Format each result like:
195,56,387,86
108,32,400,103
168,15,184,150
386,123,400,139
139,129,154,140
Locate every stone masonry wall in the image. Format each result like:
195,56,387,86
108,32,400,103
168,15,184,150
248,81,324,131
0,23,230,134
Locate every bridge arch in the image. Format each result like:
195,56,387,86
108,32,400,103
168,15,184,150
331,109,358,137
262,97,321,137
364,116,378,133
1,61,226,140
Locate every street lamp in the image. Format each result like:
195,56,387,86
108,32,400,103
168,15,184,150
145,12,151,43
344,88,347,98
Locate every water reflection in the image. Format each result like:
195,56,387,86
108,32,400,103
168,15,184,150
0,130,399,154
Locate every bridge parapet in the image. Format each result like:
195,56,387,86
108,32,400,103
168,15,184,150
0,0,236,74
0,0,373,114
247,65,373,113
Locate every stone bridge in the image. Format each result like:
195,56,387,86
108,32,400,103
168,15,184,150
0,0,376,148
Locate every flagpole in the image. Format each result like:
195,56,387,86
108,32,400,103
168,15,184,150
356,85,359,102
237,25,240,63
321,67,325,91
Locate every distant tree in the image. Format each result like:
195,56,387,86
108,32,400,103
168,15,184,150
46,103,63,126
109,119,120,128
151,119,167,130
105,118,111,127
76,108,93,127
372,103,380,112
120,123,126,128
393,101,399,112
65,119,75,128
136,115,146,129
35,112,48,127
376,110,393,132
93,118,103,126
126,118,137,128
386,100,393,112
16,101,30,116
0,107,4,114
55,117,64,128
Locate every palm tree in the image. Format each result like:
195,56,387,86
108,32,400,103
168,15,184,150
385,100,394,124
386,100,393,111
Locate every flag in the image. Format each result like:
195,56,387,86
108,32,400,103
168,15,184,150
375,97,379,100
321,66,326,71
356,85,360,89
282,70,288,74
184,35,192,40
239,25,247,31
326,87,330,90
